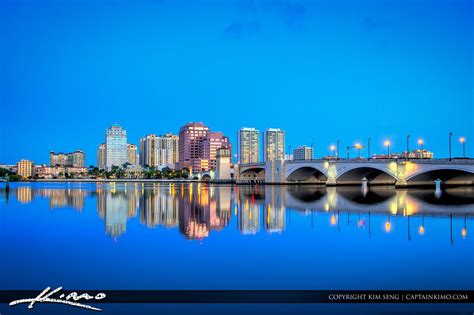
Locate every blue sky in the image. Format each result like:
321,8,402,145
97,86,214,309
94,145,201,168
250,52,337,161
0,0,472,165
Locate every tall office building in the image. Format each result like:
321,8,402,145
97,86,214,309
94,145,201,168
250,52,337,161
50,150,85,167
105,125,128,170
178,122,231,173
139,134,179,169
139,134,158,167
239,127,260,164
200,132,231,171
127,144,137,165
265,128,285,161
293,145,313,160
17,159,34,178
157,133,179,169
97,144,106,170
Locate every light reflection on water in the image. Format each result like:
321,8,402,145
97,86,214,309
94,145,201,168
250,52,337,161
1,183,473,290
4,183,473,241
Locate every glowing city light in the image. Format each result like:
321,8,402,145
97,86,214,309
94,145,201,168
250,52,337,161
419,225,425,235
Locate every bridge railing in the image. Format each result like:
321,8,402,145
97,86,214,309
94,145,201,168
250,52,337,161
238,158,474,166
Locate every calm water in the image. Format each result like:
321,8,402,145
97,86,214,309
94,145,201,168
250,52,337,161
1,182,473,291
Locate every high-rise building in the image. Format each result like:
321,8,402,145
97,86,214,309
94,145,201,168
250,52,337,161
139,134,158,168
200,132,231,171
127,144,137,165
49,152,67,167
178,122,231,173
50,150,85,167
97,143,106,170
265,128,285,161
70,150,85,167
17,159,34,178
157,133,179,169
179,122,210,172
239,127,260,164
293,145,313,160
105,125,128,170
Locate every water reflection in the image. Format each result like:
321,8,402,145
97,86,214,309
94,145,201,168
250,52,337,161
3,184,474,242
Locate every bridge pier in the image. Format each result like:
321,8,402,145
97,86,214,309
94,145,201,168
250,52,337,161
326,162,337,186
395,162,408,188
265,160,286,184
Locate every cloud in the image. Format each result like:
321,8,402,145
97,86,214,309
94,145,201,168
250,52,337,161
223,21,261,39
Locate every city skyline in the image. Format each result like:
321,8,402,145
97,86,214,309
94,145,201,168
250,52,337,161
1,0,472,165
2,121,470,166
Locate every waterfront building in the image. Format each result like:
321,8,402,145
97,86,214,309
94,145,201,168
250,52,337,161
50,150,85,167
293,145,314,160
265,128,285,161
215,148,232,181
239,127,260,164
139,133,179,169
35,165,88,179
179,122,210,172
179,122,231,173
97,143,106,170
139,134,158,168
17,159,34,178
127,144,137,165
200,132,231,171
157,133,179,169
105,125,128,170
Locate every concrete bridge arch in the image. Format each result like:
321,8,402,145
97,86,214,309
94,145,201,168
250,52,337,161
285,162,328,184
335,163,398,185
405,164,474,186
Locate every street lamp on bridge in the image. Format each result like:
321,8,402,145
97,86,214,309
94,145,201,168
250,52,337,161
460,137,466,158
354,143,364,159
330,145,336,158
406,135,410,161
449,132,453,161
367,137,371,159
418,138,424,151
384,140,391,157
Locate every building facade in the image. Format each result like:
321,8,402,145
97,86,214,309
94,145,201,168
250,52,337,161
239,127,260,164
178,122,231,173
17,159,35,178
200,132,231,171
35,165,88,179
157,133,179,169
105,125,128,170
265,128,285,161
139,134,158,168
127,144,137,165
179,122,210,172
293,145,314,160
97,143,106,170
139,133,179,169
50,149,85,167
215,148,232,181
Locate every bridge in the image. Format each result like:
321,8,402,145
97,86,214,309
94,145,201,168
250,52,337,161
235,159,474,187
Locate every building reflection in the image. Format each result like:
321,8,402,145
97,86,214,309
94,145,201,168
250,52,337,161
15,186,33,204
237,185,262,235
3,184,473,242
264,186,286,233
38,189,87,211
